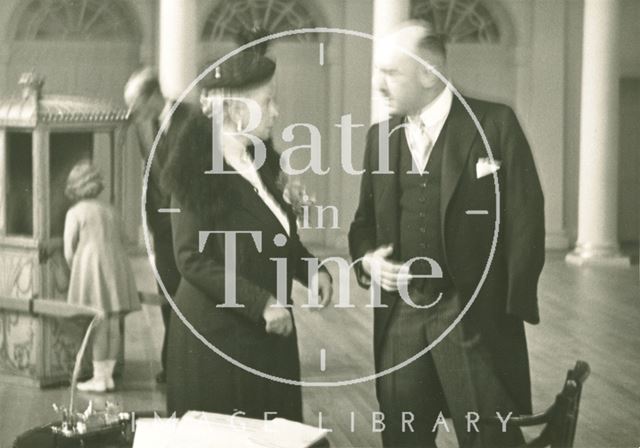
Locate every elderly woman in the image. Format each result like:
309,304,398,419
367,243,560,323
162,46,332,420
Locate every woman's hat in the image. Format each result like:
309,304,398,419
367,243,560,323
200,27,276,91
65,160,104,200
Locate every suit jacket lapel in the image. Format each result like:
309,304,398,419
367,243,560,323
440,97,482,234
376,116,403,251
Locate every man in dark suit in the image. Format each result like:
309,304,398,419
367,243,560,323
349,21,545,447
124,68,196,384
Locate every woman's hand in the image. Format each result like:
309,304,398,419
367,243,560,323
303,271,334,311
263,297,293,336
315,271,333,309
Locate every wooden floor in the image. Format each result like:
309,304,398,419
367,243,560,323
0,251,638,448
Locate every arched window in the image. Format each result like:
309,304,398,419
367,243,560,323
411,0,501,44
201,0,323,43
14,0,139,41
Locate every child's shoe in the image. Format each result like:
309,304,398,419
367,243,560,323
77,376,109,393
77,361,113,393
103,360,116,391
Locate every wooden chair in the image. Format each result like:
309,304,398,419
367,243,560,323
482,360,591,448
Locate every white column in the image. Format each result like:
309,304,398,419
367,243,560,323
159,0,198,102
0,130,5,235
371,0,410,123
566,0,628,266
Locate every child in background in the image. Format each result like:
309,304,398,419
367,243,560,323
64,160,140,392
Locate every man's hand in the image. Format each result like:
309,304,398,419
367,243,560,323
362,244,412,292
263,297,293,336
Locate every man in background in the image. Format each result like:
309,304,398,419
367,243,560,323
124,68,196,384
349,21,545,447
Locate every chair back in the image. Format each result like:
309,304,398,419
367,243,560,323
527,360,590,448
548,360,590,448
452,360,591,447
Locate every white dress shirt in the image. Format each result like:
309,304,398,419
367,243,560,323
405,87,453,174
223,139,291,236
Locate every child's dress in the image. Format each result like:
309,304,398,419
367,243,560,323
64,199,140,313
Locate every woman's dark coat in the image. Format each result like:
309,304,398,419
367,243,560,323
165,118,317,421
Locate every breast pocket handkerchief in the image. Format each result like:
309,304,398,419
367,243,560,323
476,157,502,179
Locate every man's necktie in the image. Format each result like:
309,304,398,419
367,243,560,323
413,121,431,173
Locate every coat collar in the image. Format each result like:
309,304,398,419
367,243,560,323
228,164,296,238
376,115,403,214
440,96,483,227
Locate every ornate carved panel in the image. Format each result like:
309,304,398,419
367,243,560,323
0,312,38,378
43,315,91,382
46,250,70,299
0,249,36,299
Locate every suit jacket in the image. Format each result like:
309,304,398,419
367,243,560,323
131,101,199,295
131,101,197,221
349,96,545,361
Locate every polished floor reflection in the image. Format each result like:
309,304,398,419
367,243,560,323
0,251,638,448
